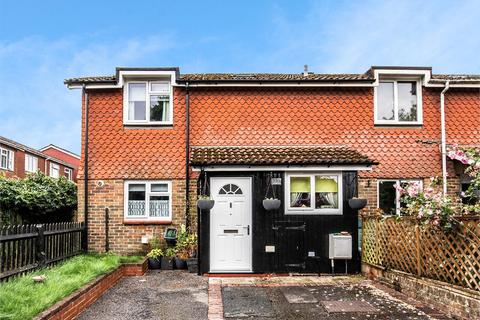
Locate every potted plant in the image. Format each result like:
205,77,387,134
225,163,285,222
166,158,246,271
263,198,281,211
184,234,198,273
161,247,176,270
174,225,188,269
197,195,215,210
146,248,163,270
348,197,368,210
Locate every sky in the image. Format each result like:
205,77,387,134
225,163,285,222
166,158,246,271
1,0,480,154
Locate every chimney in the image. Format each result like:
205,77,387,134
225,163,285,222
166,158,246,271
303,64,309,77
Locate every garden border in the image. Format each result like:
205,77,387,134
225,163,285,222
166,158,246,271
33,258,148,320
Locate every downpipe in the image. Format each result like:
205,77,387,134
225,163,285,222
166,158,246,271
440,81,450,197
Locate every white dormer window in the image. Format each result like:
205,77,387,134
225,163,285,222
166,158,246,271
123,80,173,125
374,79,422,125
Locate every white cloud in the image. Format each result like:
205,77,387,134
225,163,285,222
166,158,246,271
0,34,175,153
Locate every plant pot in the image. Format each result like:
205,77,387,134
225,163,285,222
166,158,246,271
197,199,215,210
186,258,198,273
147,257,162,270
262,199,281,211
161,257,174,270
174,257,187,269
348,198,368,210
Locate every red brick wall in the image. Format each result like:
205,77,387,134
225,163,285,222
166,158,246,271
0,145,47,178
42,147,79,182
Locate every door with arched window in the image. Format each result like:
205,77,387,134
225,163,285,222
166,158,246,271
209,177,252,272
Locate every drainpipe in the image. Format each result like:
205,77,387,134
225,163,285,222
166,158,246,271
440,81,450,197
83,85,89,251
185,81,191,232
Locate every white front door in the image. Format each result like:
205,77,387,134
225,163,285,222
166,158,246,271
210,177,252,272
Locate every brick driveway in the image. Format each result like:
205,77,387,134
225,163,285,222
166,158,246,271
77,272,446,320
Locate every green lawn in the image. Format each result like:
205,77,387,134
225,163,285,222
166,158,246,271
0,253,144,320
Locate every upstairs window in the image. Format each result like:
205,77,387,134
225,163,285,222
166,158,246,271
49,163,60,178
25,154,38,173
124,80,172,125
375,80,422,125
64,168,73,180
0,147,14,171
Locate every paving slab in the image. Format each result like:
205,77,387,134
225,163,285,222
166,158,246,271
280,286,318,303
222,286,274,318
322,300,379,313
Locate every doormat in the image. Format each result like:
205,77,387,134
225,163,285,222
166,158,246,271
280,286,318,303
222,286,274,318
321,301,380,313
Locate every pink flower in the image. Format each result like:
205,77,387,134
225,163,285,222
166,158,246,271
432,219,440,226
460,191,466,198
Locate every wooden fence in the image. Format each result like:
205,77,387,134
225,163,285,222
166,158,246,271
362,216,480,291
0,222,85,280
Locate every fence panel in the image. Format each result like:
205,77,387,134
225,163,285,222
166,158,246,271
0,222,85,280
362,216,480,291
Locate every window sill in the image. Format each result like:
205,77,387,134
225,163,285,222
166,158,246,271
123,219,172,225
123,123,173,129
285,211,343,216
374,123,423,128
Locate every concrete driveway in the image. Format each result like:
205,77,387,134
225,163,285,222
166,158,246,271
78,272,446,320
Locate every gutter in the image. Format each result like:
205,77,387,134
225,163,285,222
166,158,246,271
440,81,450,196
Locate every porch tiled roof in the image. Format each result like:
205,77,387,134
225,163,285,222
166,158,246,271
190,145,378,166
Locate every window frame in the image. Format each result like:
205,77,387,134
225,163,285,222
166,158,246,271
377,179,423,216
123,180,172,222
64,167,73,180
374,78,423,125
25,154,38,173
49,163,60,178
0,147,14,171
123,80,173,126
285,172,343,215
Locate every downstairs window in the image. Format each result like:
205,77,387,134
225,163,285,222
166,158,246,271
285,173,343,215
378,179,423,215
124,181,172,222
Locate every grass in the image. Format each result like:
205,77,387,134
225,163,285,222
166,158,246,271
0,253,144,320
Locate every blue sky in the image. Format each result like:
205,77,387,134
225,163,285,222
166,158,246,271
1,0,479,154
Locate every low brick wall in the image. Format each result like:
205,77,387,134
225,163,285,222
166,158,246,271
362,262,480,319
34,259,147,320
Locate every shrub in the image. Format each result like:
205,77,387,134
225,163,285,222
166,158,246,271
0,172,77,224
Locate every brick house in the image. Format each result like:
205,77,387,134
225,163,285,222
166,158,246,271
0,136,76,181
65,67,480,274
40,144,80,182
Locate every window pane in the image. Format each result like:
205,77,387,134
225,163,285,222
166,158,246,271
398,81,417,122
1,153,6,168
290,176,311,208
315,176,339,209
128,83,146,121
151,183,168,192
128,184,146,216
150,95,170,122
149,195,169,217
379,181,396,215
377,82,395,121
151,82,170,93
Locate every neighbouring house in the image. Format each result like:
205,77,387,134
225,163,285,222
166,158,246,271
0,136,76,182
65,66,480,274
40,144,80,182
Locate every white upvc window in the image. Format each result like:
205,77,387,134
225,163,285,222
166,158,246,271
374,79,422,125
124,181,172,222
377,179,423,215
0,147,14,171
64,168,73,180
123,80,173,125
49,163,60,178
285,172,343,215
25,154,38,173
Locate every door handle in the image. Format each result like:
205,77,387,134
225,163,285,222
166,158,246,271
247,225,250,235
